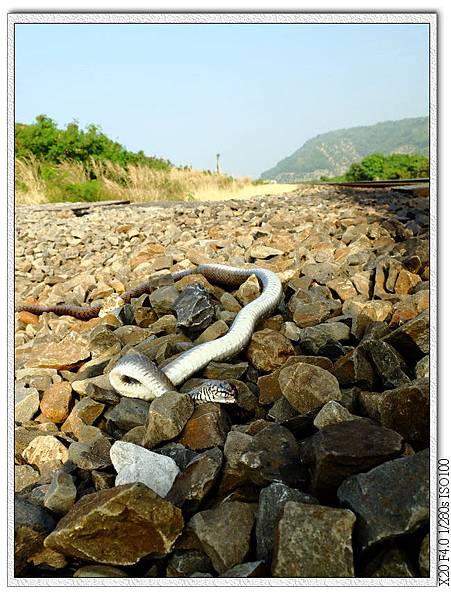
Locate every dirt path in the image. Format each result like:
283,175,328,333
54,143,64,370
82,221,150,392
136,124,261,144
191,183,300,202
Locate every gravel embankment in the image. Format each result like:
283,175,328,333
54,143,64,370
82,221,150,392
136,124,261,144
14,184,430,579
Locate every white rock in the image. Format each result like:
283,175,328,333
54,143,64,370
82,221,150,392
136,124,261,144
22,435,69,469
110,441,180,497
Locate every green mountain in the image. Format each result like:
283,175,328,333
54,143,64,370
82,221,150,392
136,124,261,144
260,117,429,182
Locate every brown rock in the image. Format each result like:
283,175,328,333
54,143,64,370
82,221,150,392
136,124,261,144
382,309,429,360
378,379,429,448
195,320,228,344
22,435,69,472
143,392,195,449
394,269,422,295
40,381,72,423
167,447,223,511
278,363,341,415
178,403,230,450
44,483,184,565
61,397,105,434
272,502,355,577
24,332,91,369
17,311,40,325
186,501,257,573
333,348,376,389
327,278,357,301
246,329,295,372
235,274,261,305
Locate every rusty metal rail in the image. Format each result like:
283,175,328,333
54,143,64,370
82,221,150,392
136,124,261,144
323,178,429,188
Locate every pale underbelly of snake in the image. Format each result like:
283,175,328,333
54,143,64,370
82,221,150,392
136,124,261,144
17,264,283,404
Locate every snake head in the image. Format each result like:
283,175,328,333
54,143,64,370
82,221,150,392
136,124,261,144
189,380,238,404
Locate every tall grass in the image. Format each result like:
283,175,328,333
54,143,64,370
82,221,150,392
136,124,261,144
15,157,252,205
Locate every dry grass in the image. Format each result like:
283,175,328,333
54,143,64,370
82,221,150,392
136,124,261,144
15,158,272,205
15,157,49,205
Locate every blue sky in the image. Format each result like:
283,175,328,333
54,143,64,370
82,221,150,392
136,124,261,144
15,23,429,177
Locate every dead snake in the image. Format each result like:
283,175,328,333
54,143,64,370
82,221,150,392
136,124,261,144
17,264,283,404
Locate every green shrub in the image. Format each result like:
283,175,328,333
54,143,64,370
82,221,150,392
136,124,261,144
344,153,429,182
15,114,172,171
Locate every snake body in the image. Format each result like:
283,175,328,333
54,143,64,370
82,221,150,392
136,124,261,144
17,264,283,403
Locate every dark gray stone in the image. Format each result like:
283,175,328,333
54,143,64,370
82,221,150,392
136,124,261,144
361,544,416,577
300,418,404,497
15,495,56,575
173,283,215,332
166,550,213,577
105,397,150,431
337,449,429,551
359,340,411,389
256,482,318,564
220,561,267,577
155,443,199,471
239,423,304,487
166,447,223,511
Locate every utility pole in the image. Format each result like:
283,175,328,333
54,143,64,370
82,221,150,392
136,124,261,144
216,153,221,174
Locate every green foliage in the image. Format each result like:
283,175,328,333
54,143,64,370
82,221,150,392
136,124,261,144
15,114,172,171
343,153,429,182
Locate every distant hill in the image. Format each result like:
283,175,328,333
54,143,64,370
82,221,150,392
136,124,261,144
260,117,429,182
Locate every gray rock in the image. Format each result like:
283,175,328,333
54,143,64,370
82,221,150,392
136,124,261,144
419,533,430,577
272,501,355,577
155,443,198,471
362,544,416,577
337,449,429,550
220,561,267,577
44,471,77,514
313,400,359,428
267,397,299,422
173,283,215,331
15,495,56,575
415,355,429,379
148,284,179,316
239,423,304,487
202,360,248,380
166,550,213,577
68,436,112,471
15,383,40,423
297,322,351,355
110,441,180,497
15,464,40,492
256,482,318,564
105,397,150,431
